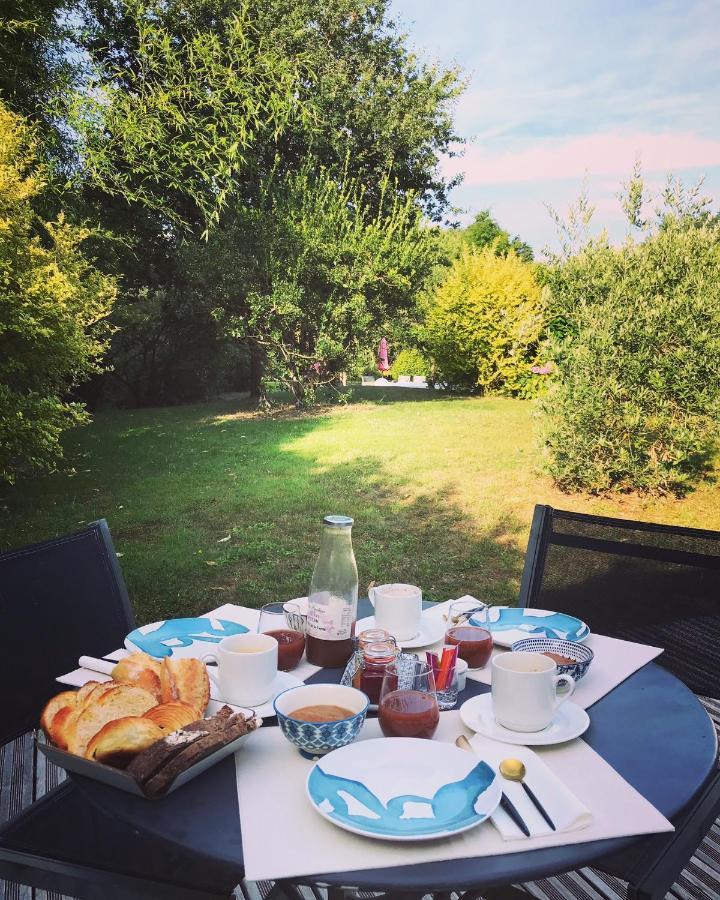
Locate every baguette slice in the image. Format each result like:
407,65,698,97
40,691,78,738
76,681,103,707
159,657,210,714
113,653,162,701
79,681,117,709
67,684,157,757
112,652,161,680
48,704,78,750
86,716,164,768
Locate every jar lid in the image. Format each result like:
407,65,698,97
323,515,354,528
363,640,398,661
357,628,392,646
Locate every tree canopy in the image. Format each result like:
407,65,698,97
463,210,534,262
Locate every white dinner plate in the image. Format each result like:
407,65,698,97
207,670,302,719
125,616,251,659
307,737,501,841
469,607,590,648
460,694,590,746
354,614,446,649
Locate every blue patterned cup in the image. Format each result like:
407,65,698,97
274,684,368,758
511,637,594,682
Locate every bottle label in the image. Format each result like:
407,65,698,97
307,591,354,641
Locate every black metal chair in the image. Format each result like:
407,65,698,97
0,520,243,899
514,505,720,900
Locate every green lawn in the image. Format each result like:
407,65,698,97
2,388,719,625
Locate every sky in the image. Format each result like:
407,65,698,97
390,0,720,255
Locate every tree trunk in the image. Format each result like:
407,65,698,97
249,341,264,398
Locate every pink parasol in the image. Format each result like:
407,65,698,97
377,337,390,373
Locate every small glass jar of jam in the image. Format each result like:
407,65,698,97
353,640,399,705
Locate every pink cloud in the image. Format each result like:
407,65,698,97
445,132,720,186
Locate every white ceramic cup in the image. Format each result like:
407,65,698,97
202,633,278,707
368,583,422,641
491,651,575,732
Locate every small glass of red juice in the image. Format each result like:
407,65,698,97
445,598,493,669
378,660,439,739
258,602,306,671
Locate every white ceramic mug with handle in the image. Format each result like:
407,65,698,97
368,583,422,641
202,633,278,707
491,651,575,732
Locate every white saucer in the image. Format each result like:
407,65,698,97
459,694,590,746
354,614,446,649
206,670,302,719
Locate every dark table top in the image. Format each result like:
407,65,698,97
73,603,718,892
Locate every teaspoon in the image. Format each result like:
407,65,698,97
499,758,556,831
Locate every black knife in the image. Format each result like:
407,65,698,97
521,781,556,831
500,792,531,837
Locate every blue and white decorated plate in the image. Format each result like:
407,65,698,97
306,737,501,841
469,607,590,648
125,616,250,659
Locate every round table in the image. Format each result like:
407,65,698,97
74,658,717,892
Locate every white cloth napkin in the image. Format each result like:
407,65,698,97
472,734,592,840
422,600,663,709
235,710,673,883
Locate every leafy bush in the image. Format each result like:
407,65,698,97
389,347,431,377
542,214,720,494
423,248,546,396
0,103,115,482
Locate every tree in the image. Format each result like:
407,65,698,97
183,166,441,405
71,0,310,235
423,248,546,396
79,0,465,224
0,103,116,482
68,0,464,403
463,210,534,262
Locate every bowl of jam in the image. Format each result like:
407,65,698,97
511,637,594,682
274,684,369,758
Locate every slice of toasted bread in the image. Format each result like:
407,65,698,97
160,658,210,715
144,701,198,732
86,716,164,768
142,713,256,797
126,727,209,784
40,691,78,738
68,684,157,757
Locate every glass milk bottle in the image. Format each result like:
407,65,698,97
306,515,358,667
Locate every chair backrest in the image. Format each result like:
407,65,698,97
0,520,137,745
519,505,720,698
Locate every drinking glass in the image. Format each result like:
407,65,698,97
378,659,439,739
257,602,305,671
444,598,493,670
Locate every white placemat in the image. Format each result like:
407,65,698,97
235,710,672,882
56,603,321,688
422,601,663,709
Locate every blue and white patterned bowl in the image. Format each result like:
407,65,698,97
510,638,595,682
274,684,369,758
